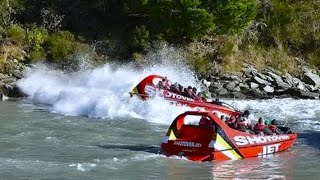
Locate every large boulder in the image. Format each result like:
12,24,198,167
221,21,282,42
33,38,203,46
285,88,319,99
250,82,259,89
253,76,271,85
263,85,275,94
303,72,320,86
268,72,283,84
217,87,229,96
282,73,295,86
256,72,268,80
233,85,241,92
225,82,237,91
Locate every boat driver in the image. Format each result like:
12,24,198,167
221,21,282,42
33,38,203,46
199,116,213,127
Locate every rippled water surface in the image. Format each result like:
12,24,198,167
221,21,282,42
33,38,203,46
1,60,320,179
1,99,320,179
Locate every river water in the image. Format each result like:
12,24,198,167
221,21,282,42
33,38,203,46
1,61,320,179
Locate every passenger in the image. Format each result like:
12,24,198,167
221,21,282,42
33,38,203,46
269,119,283,135
242,110,252,129
192,87,200,99
178,84,183,94
254,117,265,134
187,86,197,99
225,116,229,123
199,116,213,127
181,88,189,97
170,82,180,94
163,76,170,90
157,79,166,89
220,115,225,122
227,116,237,129
236,117,248,132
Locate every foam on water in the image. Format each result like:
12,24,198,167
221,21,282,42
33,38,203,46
17,47,320,128
17,48,197,124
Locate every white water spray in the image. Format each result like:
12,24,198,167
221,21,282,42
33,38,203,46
17,48,199,124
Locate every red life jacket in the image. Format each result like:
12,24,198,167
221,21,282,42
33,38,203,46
254,123,265,131
269,124,277,132
199,118,212,126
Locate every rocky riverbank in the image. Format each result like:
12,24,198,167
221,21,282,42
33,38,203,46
0,60,26,100
208,64,320,99
2,61,320,100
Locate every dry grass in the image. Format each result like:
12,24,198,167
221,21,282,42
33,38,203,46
0,44,26,74
219,37,302,76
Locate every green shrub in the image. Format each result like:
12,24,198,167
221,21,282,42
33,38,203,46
131,25,151,52
29,49,46,62
44,31,76,62
26,27,48,52
203,0,259,35
308,50,320,69
7,25,26,45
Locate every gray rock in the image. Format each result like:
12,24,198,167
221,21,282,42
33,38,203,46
0,84,11,96
250,82,259,89
243,66,257,77
303,72,320,86
217,87,229,95
296,82,306,91
209,83,222,92
302,66,315,74
253,76,271,85
265,75,274,83
233,86,241,92
267,72,284,84
306,84,317,92
263,85,274,93
285,88,319,99
0,76,17,84
12,70,23,79
225,82,237,91
256,72,268,80
277,82,291,89
283,73,294,86
230,75,243,83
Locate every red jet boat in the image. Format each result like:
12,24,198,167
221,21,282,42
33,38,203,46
161,111,297,161
130,75,240,116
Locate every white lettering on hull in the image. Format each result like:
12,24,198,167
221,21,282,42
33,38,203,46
234,135,290,146
174,141,202,148
164,91,194,102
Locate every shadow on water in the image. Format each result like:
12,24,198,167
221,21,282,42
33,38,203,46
298,130,320,150
97,144,161,154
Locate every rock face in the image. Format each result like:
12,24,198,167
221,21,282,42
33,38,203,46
0,65,26,100
207,64,320,99
303,72,320,86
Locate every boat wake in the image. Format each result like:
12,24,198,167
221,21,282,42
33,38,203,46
17,48,199,124
17,48,320,130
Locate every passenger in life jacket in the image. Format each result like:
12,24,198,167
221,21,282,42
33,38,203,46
199,116,213,127
227,116,237,129
236,117,247,132
157,78,166,89
170,82,180,94
181,88,189,97
242,110,252,129
163,76,170,90
254,117,265,133
192,87,200,99
187,86,197,99
269,119,283,135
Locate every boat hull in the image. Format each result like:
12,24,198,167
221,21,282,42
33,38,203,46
161,111,298,161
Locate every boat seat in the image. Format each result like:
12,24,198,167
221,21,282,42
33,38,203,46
178,124,213,142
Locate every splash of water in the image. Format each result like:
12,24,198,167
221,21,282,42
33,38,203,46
17,48,198,124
